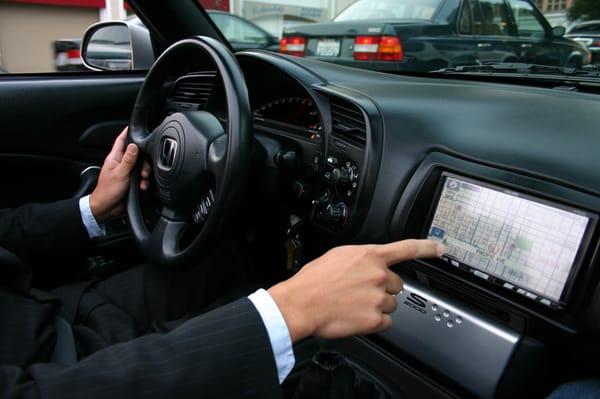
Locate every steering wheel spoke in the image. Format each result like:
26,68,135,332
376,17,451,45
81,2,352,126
130,126,158,155
147,215,188,263
207,134,228,185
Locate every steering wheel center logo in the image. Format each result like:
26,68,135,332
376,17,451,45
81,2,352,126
159,137,178,170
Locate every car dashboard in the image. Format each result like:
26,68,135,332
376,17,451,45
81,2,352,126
161,49,600,397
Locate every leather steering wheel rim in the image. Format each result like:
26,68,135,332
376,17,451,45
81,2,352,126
127,36,251,268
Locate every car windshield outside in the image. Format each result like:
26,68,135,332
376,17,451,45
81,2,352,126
0,0,597,82
271,0,598,80
333,0,441,21
568,21,600,33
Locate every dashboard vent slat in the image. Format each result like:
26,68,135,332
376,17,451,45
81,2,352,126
168,73,216,108
329,97,367,147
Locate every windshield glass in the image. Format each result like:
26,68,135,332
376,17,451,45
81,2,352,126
333,0,441,21
178,1,598,82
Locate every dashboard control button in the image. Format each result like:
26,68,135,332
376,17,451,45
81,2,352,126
434,314,442,322
293,181,312,200
455,316,463,324
443,310,450,318
313,151,322,166
331,166,354,185
274,149,297,169
320,202,348,226
318,189,331,202
540,298,552,306
474,270,489,280
431,304,438,312
446,320,454,328
525,292,538,300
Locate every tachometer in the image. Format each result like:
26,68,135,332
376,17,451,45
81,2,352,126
254,97,321,130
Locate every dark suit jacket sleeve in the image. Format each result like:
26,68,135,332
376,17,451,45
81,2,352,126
0,198,90,262
1,298,283,399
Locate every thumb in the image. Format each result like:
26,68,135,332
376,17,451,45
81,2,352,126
119,144,139,175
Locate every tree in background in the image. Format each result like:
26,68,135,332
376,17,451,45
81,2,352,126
568,0,600,21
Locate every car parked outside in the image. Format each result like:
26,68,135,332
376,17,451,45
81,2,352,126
280,0,591,72
566,20,600,64
208,10,279,52
53,10,279,72
53,38,83,72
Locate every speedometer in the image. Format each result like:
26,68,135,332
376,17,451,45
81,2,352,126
254,97,321,130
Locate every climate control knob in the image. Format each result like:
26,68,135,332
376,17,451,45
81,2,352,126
330,166,354,185
321,202,348,226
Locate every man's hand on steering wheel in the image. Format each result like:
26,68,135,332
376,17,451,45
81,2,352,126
90,127,151,223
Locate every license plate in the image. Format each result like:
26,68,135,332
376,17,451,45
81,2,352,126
316,40,341,57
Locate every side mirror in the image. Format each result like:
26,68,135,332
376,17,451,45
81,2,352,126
81,20,154,71
552,26,566,37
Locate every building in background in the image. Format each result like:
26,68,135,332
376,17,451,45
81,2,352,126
534,0,575,27
0,0,356,73
0,0,128,73
230,0,354,38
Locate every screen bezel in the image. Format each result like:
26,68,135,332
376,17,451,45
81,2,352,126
422,172,597,308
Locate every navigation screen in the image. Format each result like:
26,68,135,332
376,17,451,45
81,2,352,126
427,174,591,305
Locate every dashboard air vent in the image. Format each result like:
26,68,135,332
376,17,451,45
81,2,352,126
168,73,216,108
330,96,367,147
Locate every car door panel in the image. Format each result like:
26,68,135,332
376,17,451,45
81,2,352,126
0,74,144,207
80,120,132,151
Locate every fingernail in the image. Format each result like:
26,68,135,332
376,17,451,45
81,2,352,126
129,144,138,154
436,243,446,257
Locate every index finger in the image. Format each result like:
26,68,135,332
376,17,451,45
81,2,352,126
106,127,129,163
375,239,444,266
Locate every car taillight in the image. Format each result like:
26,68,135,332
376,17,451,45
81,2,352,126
280,36,306,57
353,35,403,61
67,49,81,59
594,38,600,47
354,36,379,60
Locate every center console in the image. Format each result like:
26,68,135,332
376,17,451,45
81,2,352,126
371,151,600,397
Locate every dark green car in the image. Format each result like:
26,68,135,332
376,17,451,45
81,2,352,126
280,0,592,72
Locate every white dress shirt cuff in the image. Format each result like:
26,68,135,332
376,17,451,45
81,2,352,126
78,195,107,239
248,288,295,384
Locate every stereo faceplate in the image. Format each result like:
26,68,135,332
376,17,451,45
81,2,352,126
378,275,521,399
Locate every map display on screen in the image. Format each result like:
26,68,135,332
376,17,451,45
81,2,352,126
427,175,590,303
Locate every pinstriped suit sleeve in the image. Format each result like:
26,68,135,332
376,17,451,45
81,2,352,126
0,298,283,399
0,198,90,263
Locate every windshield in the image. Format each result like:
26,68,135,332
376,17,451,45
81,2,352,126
8,0,592,83
269,0,598,82
333,0,441,21
568,23,600,33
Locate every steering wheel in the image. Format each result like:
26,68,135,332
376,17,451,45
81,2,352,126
126,36,251,268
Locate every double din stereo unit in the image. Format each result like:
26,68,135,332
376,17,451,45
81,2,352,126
390,152,600,316
424,173,595,309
